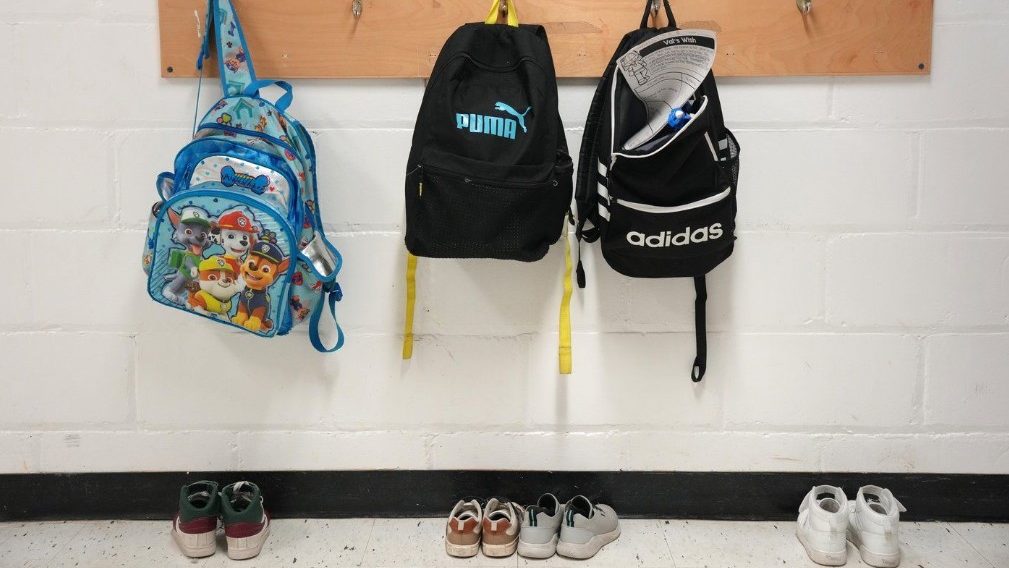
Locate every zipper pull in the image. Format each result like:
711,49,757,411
418,180,423,197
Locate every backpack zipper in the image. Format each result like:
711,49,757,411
611,186,731,214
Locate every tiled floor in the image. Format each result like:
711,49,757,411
0,519,1005,568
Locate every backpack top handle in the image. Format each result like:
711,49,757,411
197,0,259,98
485,0,520,27
640,0,676,30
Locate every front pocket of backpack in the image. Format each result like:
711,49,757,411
405,162,570,261
600,187,735,278
146,188,297,337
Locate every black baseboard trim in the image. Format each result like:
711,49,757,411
1,471,1006,522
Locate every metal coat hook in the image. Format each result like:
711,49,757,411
500,0,509,21
796,0,812,15
352,0,362,18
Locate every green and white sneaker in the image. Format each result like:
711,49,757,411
556,495,620,559
518,493,565,559
171,480,220,558
221,481,271,560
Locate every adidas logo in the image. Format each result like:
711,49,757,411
626,224,724,248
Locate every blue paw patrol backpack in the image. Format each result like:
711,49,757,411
142,0,344,352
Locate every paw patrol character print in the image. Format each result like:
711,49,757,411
233,230,290,332
224,48,247,72
289,295,310,321
162,206,213,305
212,100,228,112
211,208,259,260
255,116,268,133
217,113,233,126
187,256,242,318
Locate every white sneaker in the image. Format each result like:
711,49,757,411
556,496,620,559
518,493,564,559
848,485,906,567
796,485,849,566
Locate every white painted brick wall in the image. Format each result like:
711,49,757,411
1,1,1007,474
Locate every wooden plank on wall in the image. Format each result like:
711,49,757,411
159,0,933,79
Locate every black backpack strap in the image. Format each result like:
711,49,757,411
692,275,707,382
639,0,676,29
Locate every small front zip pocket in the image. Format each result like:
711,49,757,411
405,159,572,261
145,186,297,337
174,137,300,221
599,185,735,278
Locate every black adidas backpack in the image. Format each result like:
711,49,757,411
402,0,575,372
575,0,741,382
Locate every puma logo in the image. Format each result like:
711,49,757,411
455,102,532,140
494,102,531,133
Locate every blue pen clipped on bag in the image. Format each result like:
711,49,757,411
667,105,692,132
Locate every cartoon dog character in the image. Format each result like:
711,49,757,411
211,208,259,260
289,295,310,321
187,256,242,317
232,231,290,332
162,206,212,304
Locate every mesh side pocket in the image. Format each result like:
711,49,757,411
405,164,571,262
722,129,740,190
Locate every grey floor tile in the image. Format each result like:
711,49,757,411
952,523,1009,568
47,520,225,568
235,519,375,568
896,522,996,568
662,519,818,568
362,518,516,567
0,521,91,568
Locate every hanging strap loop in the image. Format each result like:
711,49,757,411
691,275,707,382
402,253,418,360
199,0,259,97
242,79,295,112
309,283,345,353
639,0,676,29
485,0,519,27
558,224,574,375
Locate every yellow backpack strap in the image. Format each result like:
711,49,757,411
558,224,573,374
484,0,519,27
402,253,418,359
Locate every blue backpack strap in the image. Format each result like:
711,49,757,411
309,283,345,353
301,235,345,352
197,0,258,97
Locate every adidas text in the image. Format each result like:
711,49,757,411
626,224,724,247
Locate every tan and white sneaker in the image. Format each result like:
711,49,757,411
481,498,522,557
445,498,483,558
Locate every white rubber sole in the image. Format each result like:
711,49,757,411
518,535,558,559
482,538,518,557
849,532,901,568
556,527,621,560
445,540,479,558
226,525,270,560
796,528,847,566
171,526,216,558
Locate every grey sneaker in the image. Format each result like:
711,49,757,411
518,493,565,559
556,495,620,559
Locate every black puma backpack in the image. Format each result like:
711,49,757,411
402,0,575,372
575,0,741,382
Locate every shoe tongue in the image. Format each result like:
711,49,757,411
817,497,842,514
188,490,212,508
537,494,557,515
229,482,257,511
488,509,511,521
570,496,593,519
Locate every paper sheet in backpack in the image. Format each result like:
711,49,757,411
617,29,716,150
